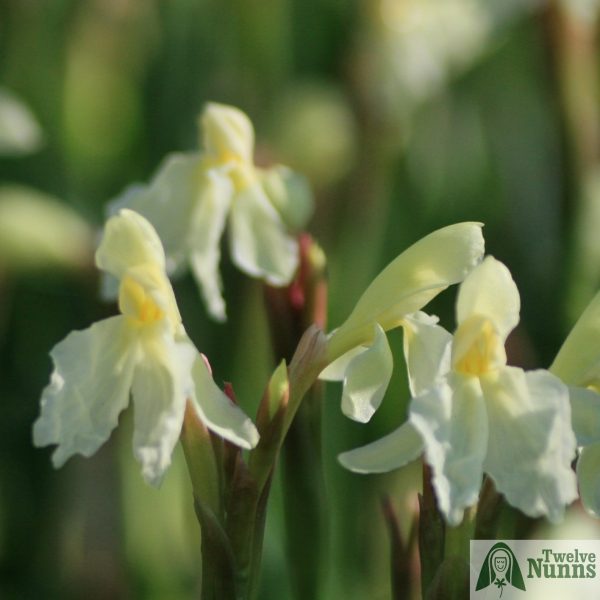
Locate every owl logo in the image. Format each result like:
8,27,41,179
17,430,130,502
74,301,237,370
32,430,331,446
475,542,526,597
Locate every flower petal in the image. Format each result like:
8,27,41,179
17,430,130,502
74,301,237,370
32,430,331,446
410,373,487,526
318,343,367,381
201,102,255,164
480,367,577,523
338,422,423,473
188,168,233,322
340,324,393,423
33,316,135,467
260,165,314,231
96,208,166,279
328,222,484,360
402,311,452,396
568,385,600,446
577,441,600,516
551,290,600,388
456,256,520,342
130,332,196,486
190,351,259,449
107,153,203,275
228,182,299,286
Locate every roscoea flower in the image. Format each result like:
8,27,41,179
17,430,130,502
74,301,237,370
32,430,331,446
550,290,600,515
33,209,259,485
107,102,313,322
340,257,578,525
320,222,485,423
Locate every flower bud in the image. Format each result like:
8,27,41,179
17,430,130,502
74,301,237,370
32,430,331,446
201,102,255,165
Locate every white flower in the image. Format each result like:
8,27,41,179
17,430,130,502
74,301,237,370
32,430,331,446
107,102,313,322
320,222,485,423
33,209,259,485
340,257,578,525
551,290,600,516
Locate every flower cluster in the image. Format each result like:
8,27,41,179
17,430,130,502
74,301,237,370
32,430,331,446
333,250,579,526
32,100,600,530
106,102,313,321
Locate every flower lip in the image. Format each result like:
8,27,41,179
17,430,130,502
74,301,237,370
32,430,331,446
119,274,165,325
452,315,506,377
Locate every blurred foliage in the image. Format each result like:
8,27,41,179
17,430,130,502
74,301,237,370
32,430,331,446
2,0,600,599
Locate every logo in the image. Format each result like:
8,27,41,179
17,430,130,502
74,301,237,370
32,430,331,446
475,542,526,597
471,540,600,598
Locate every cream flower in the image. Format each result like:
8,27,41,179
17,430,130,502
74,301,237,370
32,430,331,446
33,209,259,485
107,102,313,322
340,257,578,525
550,290,600,515
320,222,485,423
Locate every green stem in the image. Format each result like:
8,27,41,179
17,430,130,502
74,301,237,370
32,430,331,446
444,518,471,561
262,235,329,599
424,507,473,600
195,500,238,600
382,496,416,600
180,400,221,518
474,477,503,540
280,384,326,599
418,462,445,597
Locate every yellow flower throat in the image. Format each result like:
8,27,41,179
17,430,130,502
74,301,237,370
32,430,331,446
452,317,505,377
119,275,164,324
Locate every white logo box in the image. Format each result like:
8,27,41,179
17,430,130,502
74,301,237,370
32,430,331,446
470,540,600,599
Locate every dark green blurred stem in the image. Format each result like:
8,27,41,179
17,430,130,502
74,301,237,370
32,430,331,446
430,508,473,600
182,237,328,600
280,383,325,598
474,476,503,540
224,454,274,600
194,499,238,600
545,3,600,176
263,234,328,599
382,495,417,600
544,3,600,315
181,400,236,599
418,463,445,597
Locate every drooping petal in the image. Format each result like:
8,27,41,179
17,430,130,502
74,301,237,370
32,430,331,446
188,168,234,322
338,422,423,473
568,386,600,446
96,208,166,279
260,165,314,231
201,102,255,164
481,367,577,523
577,441,600,516
33,316,135,467
455,256,520,342
228,181,299,286
402,311,452,396
550,290,600,388
190,351,259,449
327,222,484,361
130,331,196,486
410,372,488,526
318,343,367,382
339,324,393,423
107,153,203,275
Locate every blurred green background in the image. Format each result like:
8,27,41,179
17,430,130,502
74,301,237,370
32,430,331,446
3,0,600,598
